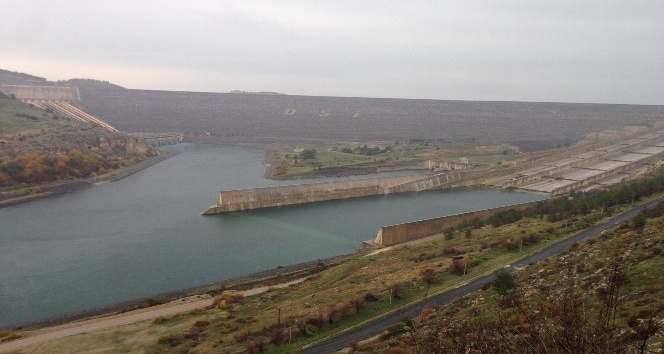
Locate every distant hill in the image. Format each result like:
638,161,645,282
59,79,125,91
0,69,50,86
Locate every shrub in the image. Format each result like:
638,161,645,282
299,148,317,160
493,270,516,295
442,247,460,256
448,258,465,275
158,333,184,347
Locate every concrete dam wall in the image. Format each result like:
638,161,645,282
369,200,544,247
0,85,80,101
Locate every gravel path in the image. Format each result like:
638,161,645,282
0,277,308,353
0,295,213,353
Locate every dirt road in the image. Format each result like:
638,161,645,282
0,296,213,353
0,277,307,353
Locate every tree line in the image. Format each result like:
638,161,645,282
0,149,124,186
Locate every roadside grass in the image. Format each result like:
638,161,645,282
185,213,601,352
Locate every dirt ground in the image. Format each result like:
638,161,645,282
0,278,307,353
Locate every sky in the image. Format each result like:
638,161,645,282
1,0,663,104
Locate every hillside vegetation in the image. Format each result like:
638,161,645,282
0,96,154,189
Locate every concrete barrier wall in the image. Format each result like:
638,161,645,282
385,171,471,193
0,85,80,101
374,200,544,246
202,174,426,213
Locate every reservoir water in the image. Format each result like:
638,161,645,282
0,144,545,327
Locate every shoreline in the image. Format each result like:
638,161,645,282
0,149,179,209
2,252,358,331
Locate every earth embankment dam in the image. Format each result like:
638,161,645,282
76,87,664,146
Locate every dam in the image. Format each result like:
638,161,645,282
203,125,664,215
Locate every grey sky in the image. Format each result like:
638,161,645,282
2,0,663,104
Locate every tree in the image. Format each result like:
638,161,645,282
299,148,317,160
420,268,436,297
351,298,365,313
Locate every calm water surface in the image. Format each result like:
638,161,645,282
0,144,545,327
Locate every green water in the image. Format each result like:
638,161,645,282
0,144,545,327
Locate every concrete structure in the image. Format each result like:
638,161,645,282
365,200,544,247
33,100,119,132
0,85,80,101
484,128,664,196
202,170,480,214
126,132,184,146
202,174,427,214
203,126,664,215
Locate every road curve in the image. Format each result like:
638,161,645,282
303,197,663,354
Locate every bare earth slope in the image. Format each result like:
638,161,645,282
78,87,664,147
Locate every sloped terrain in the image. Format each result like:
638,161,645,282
78,87,664,147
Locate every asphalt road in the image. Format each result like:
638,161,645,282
303,197,663,354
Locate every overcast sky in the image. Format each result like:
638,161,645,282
2,1,663,104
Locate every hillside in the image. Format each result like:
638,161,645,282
0,69,50,86
0,96,155,191
365,206,664,353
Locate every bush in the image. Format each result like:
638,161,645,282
158,333,184,347
448,259,465,275
442,247,460,256
488,209,523,227
493,270,516,295
299,148,317,160
193,320,210,328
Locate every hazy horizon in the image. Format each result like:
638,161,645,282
2,1,663,105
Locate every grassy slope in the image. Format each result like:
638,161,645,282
269,140,523,178
362,208,664,353
0,97,111,159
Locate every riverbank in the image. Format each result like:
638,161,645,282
0,149,179,209
2,252,357,332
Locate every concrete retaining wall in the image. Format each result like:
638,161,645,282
550,152,664,196
203,170,481,214
0,85,80,101
372,200,544,246
202,174,425,214
385,171,474,193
